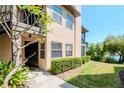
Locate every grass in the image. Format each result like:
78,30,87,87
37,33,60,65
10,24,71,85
66,61,124,88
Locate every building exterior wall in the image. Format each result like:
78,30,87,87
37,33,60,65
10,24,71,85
44,5,81,70
0,33,12,61
74,16,81,57
0,5,83,71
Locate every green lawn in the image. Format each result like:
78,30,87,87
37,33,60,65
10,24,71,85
66,61,124,88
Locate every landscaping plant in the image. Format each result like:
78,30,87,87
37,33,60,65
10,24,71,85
0,5,52,87
0,60,30,88
51,56,90,74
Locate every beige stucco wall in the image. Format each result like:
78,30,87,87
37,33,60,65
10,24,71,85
74,16,81,57
0,33,12,61
44,5,81,70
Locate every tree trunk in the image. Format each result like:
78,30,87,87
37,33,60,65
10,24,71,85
3,32,22,88
3,48,21,88
122,55,124,63
119,55,122,63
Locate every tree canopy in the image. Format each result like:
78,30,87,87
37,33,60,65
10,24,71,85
104,35,124,62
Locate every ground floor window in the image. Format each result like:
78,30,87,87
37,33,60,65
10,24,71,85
40,43,45,58
51,41,62,58
81,46,85,56
66,44,73,56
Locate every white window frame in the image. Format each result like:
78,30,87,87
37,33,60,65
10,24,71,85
66,44,73,57
52,6,62,24
51,41,62,58
40,43,45,58
66,14,74,30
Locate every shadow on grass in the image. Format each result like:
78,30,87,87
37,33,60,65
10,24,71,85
67,66,124,88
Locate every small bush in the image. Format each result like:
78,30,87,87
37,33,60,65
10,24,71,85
104,57,116,63
51,56,90,74
84,56,91,62
81,56,91,64
0,60,30,88
91,55,103,61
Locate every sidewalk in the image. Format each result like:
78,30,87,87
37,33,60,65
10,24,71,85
28,68,78,88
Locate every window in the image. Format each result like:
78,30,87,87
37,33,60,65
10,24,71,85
51,42,62,58
22,9,39,27
66,14,74,30
40,43,45,58
81,32,85,43
81,46,85,56
52,5,62,24
66,44,73,56
0,6,11,21
21,5,45,27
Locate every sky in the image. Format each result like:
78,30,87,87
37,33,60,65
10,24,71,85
81,5,124,44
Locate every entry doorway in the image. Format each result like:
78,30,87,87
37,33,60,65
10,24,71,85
25,41,39,67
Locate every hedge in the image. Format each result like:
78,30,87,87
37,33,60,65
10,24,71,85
81,56,91,64
51,56,90,74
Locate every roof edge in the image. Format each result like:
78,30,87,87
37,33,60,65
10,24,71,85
63,5,80,17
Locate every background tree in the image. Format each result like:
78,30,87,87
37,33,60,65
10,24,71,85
87,43,105,61
104,35,124,63
0,5,52,87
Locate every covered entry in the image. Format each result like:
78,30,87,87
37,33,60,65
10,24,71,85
25,41,39,67
22,33,47,70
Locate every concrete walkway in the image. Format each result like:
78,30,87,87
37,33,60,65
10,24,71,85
28,68,78,88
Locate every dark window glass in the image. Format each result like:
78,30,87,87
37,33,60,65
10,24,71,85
40,51,45,58
81,32,85,43
40,43,45,58
53,12,62,24
52,5,62,24
52,5,62,15
66,44,73,56
81,46,85,56
52,51,62,58
66,14,73,30
67,14,73,23
66,21,73,30
51,42,62,58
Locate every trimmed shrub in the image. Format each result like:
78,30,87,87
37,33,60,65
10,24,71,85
81,56,91,64
84,56,91,62
104,57,116,63
51,56,90,74
91,55,103,61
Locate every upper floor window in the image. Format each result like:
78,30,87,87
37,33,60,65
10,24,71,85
51,41,62,58
20,5,45,27
66,14,74,30
66,44,73,56
52,5,62,24
0,5,11,21
21,9,40,27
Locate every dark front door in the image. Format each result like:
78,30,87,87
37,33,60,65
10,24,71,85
25,41,38,67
